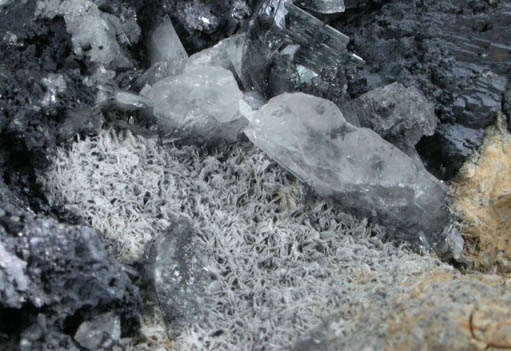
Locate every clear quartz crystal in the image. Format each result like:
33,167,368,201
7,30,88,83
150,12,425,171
142,65,246,144
187,33,246,84
244,92,451,247
147,15,188,66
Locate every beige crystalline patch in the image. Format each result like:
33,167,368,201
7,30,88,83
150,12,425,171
451,114,511,273
384,273,511,351
295,271,511,351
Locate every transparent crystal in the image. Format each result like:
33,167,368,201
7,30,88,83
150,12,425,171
294,0,346,14
142,65,246,144
244,92,451,245
143,217,207,338
187,33,246,84
147,15,188,66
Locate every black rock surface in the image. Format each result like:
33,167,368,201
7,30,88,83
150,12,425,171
334,0,511,178
0,180,141,350
0,3,145,349
0,2,98,206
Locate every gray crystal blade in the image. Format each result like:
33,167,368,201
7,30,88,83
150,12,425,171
294,0,345,14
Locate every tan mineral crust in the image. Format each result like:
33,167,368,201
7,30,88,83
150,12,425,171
294,270,511,351
384,272,511,351
451,113,511,273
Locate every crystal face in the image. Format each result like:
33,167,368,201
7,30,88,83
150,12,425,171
187,33,246,85
244,92,451,246
142,65,246,144
294,0,346,14
242,1,362,105
147,15,188,66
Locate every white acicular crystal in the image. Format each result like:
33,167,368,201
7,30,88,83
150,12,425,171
143,65,246,144
244,92,451,245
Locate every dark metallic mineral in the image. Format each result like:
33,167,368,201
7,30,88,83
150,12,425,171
0,180,140,350
340,82,438,151
335,0,511,178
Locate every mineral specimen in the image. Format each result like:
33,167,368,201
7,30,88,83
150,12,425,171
334,0,511,178
293,271,511,351
242,0,362,105
452,116,511,273
418,123,486,179
142,65,246,144
143,216,207,338
244,92,453,252
340,82,438,153
138,0,252,53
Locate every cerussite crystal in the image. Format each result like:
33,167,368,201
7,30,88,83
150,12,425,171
244,92,452,250
142,65,246,144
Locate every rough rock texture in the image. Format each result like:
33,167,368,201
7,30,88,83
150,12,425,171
0,1,107,209
35,0,140,69
244,93,455,254
74,312,121,351
0,179,140,350
293,271,511,351
143,217,207,339
142,65,247,144
334,0,511,179
451,115,511,273
340,82,438,147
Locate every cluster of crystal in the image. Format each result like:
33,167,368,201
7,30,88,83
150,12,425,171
142,65,246,144
143,217,207,338
245,93,451,249
242,0,362,105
